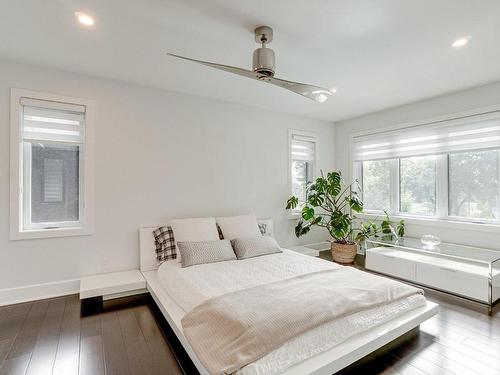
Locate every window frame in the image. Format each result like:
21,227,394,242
356,152,499,224
10,88,95,240
288,129,319,216
349,104,500,230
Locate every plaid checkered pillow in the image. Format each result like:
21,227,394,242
152,226,177,263
216,224,224,240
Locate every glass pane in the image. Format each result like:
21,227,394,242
25,142,80,224
292,160,313,203
449,150,499,220
400,156,436,215
362,160,392,211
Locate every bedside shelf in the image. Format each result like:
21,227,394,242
80,269,146,300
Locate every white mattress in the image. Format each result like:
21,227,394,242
157,249,426,375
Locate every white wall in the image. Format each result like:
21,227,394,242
334,81,500,250
0,60,335,302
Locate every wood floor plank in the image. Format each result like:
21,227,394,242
100,311,131,375
419,332,499,375
422,316,500,357
133,305,182,375
0,303,33,342
416,348,481,375
117,309,157,375
24,297,66,375
78,314,105,375
0,307,13,331
51,295,80,375
6,300,50,360
0,354,31,375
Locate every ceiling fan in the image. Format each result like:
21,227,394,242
167,26,333,103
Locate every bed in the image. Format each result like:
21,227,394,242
139,224,438,375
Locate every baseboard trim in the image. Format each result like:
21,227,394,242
0,278,80,306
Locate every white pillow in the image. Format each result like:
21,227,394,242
168,217,220,262
216,214,261,240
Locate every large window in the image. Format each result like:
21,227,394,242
10,89,94,239
400,156,436,216
449,150,499,220
352,111,500,224
289,130,318,207
362,159,392,211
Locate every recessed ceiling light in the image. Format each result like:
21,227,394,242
452,36,470,48
75,12,95,26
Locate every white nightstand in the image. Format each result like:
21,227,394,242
288,241,331,257
80,269,146,300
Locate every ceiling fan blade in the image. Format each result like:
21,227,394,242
167,53,257,80
167,53,332,103
267,76,332,103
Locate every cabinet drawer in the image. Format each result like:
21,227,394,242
416,262,489,302
366,251,416,281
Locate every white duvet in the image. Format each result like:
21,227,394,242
157,250,426,375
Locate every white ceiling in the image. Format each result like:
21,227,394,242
2,0,500,121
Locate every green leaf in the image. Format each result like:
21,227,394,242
328,212,351,241
294,220,311,237
347,195,363,212
302,206,315,220
285,196,299,210
397,220,405,237
314,178,327,193
307,192,324,207
326,171,342,196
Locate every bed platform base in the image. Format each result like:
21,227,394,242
143,270,438,375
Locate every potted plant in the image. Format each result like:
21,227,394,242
285,171,363,264
355,211,405,251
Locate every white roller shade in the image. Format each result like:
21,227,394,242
352,111,500,161
291,134,316,161
22,104,85,143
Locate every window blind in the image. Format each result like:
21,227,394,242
21,98,85,144
352,111,500,161
291,134,316,161
43,158,64,202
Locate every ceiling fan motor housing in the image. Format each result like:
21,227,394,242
253,47,275,77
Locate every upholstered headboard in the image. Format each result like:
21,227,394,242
138,218,275,272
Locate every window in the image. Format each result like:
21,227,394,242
449,150,499,220
289,130,318,208
362,159,392,211
400,156,436,215
352,110,500,224
10,89,94,239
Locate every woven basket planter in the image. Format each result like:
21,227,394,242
331,242,358,264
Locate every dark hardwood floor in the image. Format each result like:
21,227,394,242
0,294,182,375
0,288,499,374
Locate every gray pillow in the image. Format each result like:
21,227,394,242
177,239,236,268
231,236,282,260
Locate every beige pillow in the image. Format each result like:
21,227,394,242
168,217,220,262
231,236,282,260
216,214,261,240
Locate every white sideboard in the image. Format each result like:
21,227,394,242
366,246,500,305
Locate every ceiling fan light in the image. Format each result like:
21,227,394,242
452,36,470,48
75,12,95,26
